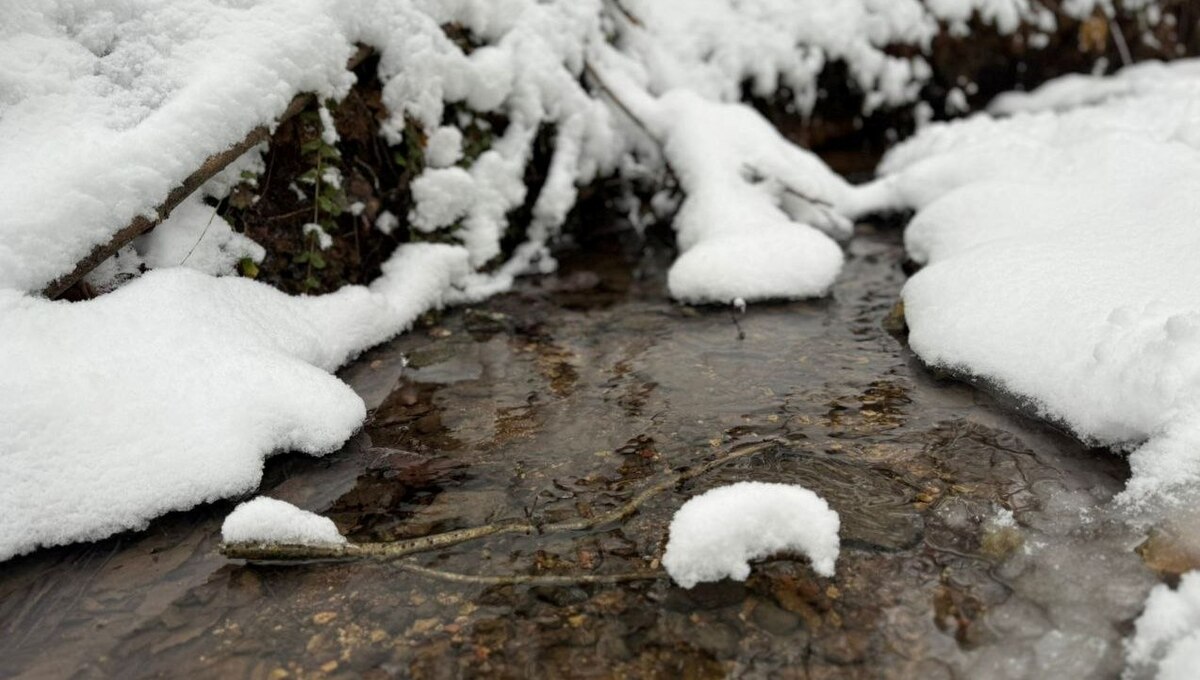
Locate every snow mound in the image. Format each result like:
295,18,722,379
662,482,840,588
0,244,468,561
863,58,1200,506
1125,571,1200,680
222,497,346,546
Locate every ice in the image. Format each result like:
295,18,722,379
222,497,346,546
662,482,840,588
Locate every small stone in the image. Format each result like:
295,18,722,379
882,300,907,336
319,660,338,673
752,601,800,636
980,525,1024,559
311,612,337,625
409,618,440,635
1137,527,1200,575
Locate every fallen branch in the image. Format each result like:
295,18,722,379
393,561,662,585
582,61,681,190
44,46,372,299
221,437,779,562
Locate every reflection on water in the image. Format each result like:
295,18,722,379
0,224,1163,679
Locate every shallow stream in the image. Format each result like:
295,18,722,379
0,222,1169,679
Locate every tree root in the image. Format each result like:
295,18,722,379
221,437,778,564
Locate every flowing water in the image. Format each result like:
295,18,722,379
0,222,1170,679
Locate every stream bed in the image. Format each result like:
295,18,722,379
0,222,1168,679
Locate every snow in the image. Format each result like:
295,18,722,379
1126,572,1200,680
0,244,468,560
222,497,346,546
0,0,1003,303
374,210,399,235
0,0,355,294
662,482,840,588
425,126,464,169
594,74,855,303
137,194,265,276
302,222,333,250
859,57,1200,507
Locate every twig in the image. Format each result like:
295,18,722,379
393,561,662,586
221,438,779,562
582,62,680,189
1107,15,1133,67
730,303,746,341
179,197,225,267
44,46,372,299
603,0,643,27
743,164,834,209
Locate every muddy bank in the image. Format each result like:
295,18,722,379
0,223,1162,679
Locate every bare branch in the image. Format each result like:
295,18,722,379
221,438,779,563
44,46,372,299
393,561,662,586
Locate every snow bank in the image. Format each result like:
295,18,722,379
662,482,840,588
862,58,1200,506
222,497,346,546
0,0,355,293
0,244,468,560
1126,572,1200,680
0,0,1037,306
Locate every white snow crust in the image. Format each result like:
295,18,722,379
222,497,346,546
662,482,840,588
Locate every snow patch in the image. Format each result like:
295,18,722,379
662,482,840,588
0,244,469,560
222,497,346,546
